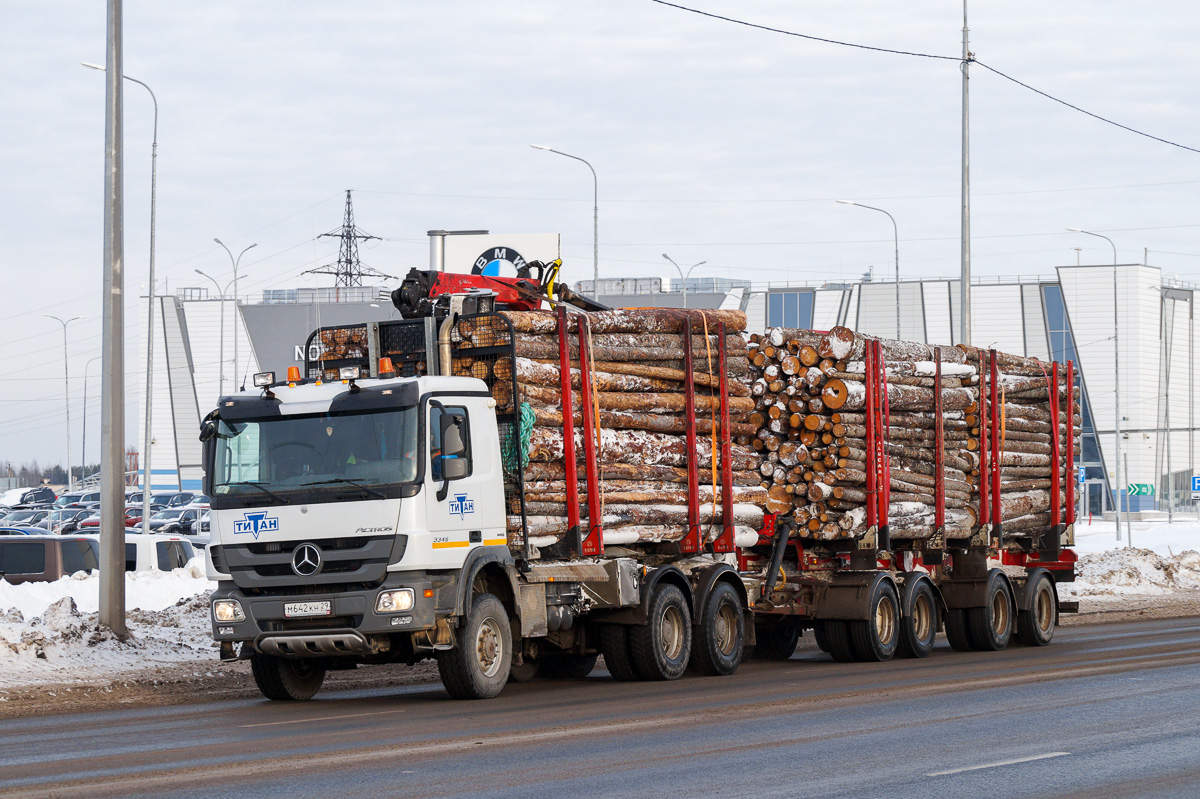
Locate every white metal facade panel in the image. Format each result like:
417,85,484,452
922,281,953,346
855,282,899,339
1021,284,1049,360
970,285,1025,354
812,289,845,332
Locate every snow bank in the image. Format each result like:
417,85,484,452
0,558,217,690
1062,548,1200,599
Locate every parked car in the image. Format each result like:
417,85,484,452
186,510,211,549
183,494,210,509
122,534,196,572
142,507,203,534
44,508,94,534
0,486,56,510
164,492,196,508
0,536,99,584
78,506,155,530
0,526,43,536
0,509,49,526
52,492,84,509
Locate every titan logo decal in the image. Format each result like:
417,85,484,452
234,511,280,539
448,493,475,519
472,246,527,278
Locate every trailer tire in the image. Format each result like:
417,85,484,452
629,583,692,680
509,657,540,683
813,622,831,653
755,624,801,660
250,654,326,701
600,624,640,682
897,580,938,659
690,582,745,676
541,654,598,679
966,572,1014,651
944,608,973,651
436,593,512,699
850,580,900,662
1015,573,1057,646
823,620,856,662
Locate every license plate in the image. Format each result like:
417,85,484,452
283,601,332,618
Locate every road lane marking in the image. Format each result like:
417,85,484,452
927,752,1070,776
239,709,406,728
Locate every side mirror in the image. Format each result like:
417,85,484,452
435,409,469,502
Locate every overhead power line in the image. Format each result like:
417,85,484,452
649,0,1200,156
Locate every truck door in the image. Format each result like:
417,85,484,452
425,404,486,565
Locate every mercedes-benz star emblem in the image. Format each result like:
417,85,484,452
291,543,323,577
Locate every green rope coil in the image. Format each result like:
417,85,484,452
503,401,536,474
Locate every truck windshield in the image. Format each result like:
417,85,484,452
211,406,419,500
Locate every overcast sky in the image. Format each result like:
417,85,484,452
1,0,1198,466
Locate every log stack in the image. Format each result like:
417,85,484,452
454,308,765,553
743,325,1081,547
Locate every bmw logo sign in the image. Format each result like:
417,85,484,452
472,246,527,278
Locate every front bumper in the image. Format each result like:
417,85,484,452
210,571,444,648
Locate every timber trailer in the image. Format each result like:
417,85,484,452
201,275,1076,700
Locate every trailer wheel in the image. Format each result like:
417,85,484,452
629,583,692,680
755,624,801,660
541,653,598,679
690,582,745,675
897,580,938,659
1015,573,1057,646
600,624,639,682
813,622,831,653
823,620,856,662
250,653,326,701
850,580,900,662
509,657,540,683
436,592,512,699
944,608,973,651
966,572,1014,651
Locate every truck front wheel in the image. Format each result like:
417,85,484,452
437,593,512,699
250,653,326,701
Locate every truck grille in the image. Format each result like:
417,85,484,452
216,535,397,592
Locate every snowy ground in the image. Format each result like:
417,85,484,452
1,524,1200,698
0,559,217,691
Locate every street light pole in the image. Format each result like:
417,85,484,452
530,145,598,292
195,270,235,395
213,240,256,390
44,315,85,490
81,355,102,484
82,60,158,558
1068,227,1120,540
661,254,707,310
837,200,900,339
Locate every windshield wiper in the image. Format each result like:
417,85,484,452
301,477,387,500
223,481,291,504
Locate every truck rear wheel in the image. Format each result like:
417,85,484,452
690,581,745,676
600,624,639,682
967,572,1014,651
436,592,512,699
823,620,856,662
541,653,598,679
1015,573,1057,646
944,608,973,651
754,624,801,660
629,583,692,680
850,579,900,662
250,653,326,701
897,580,938,659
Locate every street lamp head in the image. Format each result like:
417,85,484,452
81,62,105,72
661,253,671,261
213,237,224,246
246,243,258,252
835,199,856,206
529,144,552,151
1066,227,1083,233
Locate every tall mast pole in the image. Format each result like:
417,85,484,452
959,0,972,346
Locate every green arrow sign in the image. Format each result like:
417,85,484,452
1126,483,1155,496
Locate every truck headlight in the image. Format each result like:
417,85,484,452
213,599,245,622
375,588,415,613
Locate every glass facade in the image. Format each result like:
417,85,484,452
1041,284,1110,514
767,291,815,329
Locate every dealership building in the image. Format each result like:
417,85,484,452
140,241,1199,519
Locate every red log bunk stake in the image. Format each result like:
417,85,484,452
681,317,702,554
864,338,879,535
714,322,736,553
556,305,582,555
1050,361,1062,532
876,340,891,552
1065,360,1076,526
989,350,1002,546
576,316,604,557
978,351,991,533
934,348,946,534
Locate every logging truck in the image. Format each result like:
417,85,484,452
202,282,1077,701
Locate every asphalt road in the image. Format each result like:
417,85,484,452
2,617,1200,799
